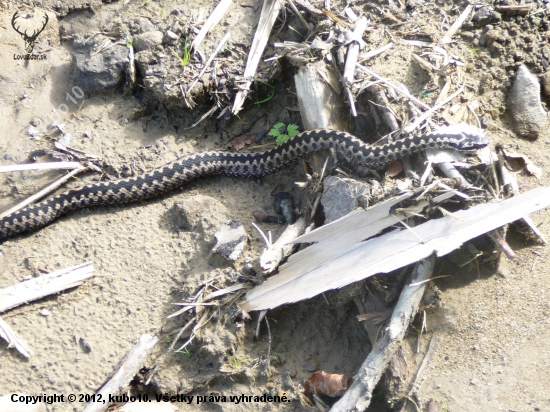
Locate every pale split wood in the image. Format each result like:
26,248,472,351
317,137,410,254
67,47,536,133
0,161,81,173
0,261,95,313
441,4,474,44
191,0,233,54
232,0,283,115
240,186,550,312
260,217,306,273
331,256,435,412
0,316,33,358
82,334,158,412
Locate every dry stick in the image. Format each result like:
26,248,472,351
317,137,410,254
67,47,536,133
403,86,464,134
0,166,88,219
358,41,393,63
232,0,283,114
441,4,474,44
488,230,518,260
183,103,219,130
0,316,33,358
356,64,431,111
191,0,233,53
82,334,158,412
286,0,310,31
331,256,435,412
399,332,440,412
0,161,81,173
186,31,231,94
343,17,369,117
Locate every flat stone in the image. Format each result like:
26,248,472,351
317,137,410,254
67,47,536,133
508,65,547,139
541,70,550,96
212,220,247,261
73,35,129,93
136,17,156,33
133,31,163,52
320,176,369,223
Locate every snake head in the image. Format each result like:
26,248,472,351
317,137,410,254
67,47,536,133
430,124,489,151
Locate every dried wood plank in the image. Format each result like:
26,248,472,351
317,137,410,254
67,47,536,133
441,4,474,44
0,161,81,173
281,191,455,282
294,61,349,174
232,0,282,115
0,316,33,358
0,262,94,313
82,334,158,412
191,0,233,53
331,256,434,412
240,186,550,311
260,217,306,273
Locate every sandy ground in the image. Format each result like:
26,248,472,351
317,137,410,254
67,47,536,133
0,1,549,411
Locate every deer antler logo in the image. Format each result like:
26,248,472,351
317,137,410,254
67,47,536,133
11,11,49,54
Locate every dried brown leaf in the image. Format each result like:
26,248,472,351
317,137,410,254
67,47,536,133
303,371,352,397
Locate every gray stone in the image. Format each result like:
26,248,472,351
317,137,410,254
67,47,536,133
508,65,547,139
541,70,550,96
321,176,369,223
73,35,129,93
133,31,163,52
212,220,247,261
136,17,156,33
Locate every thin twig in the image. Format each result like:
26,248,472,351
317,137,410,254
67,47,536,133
0,166,88,219
0,161,81,173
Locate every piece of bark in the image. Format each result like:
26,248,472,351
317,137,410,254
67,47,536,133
0,316,33,358
260,217,306,273
0,262,95,313
232,0,282,115
82,334,158,412
240,186,550,311
294,61,349,175
331,256,435,411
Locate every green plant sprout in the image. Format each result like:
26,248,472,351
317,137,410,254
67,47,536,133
268,122,300,145
255,80,275,105
176,347,191,356
170,38,191,67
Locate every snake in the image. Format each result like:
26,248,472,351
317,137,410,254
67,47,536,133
0,127,488,242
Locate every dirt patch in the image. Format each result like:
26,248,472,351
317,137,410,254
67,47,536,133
0,1,549,412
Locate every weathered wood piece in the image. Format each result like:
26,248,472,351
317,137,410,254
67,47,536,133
260,217,306,273
232,0,282,114
294,61,349,174
0,262,94,313
240,186,550,311
331,256,434,412
82,334,158,412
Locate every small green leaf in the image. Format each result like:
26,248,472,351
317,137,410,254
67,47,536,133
276,134,291,145
268,128,281,137
287,124,300,137
268,122,285,137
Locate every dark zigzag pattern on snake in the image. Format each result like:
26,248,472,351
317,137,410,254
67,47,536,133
0,129,488,241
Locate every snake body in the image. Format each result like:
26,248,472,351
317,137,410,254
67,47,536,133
0,127,487,241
